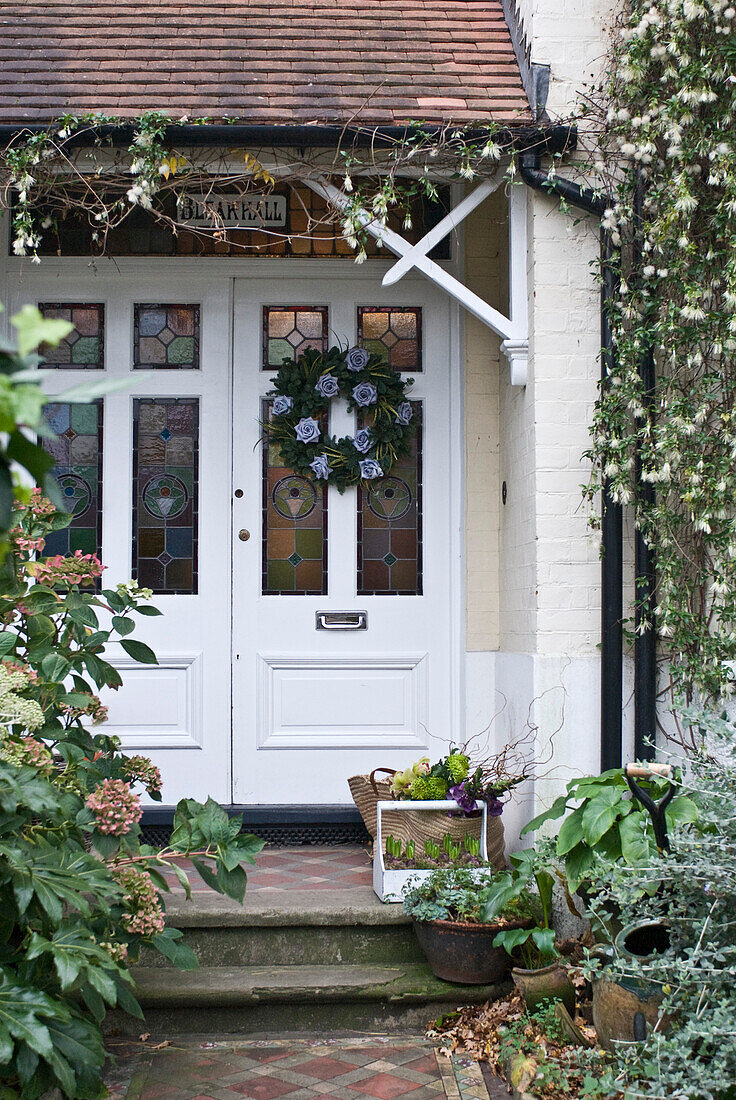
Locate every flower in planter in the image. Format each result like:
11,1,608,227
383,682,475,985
449,780,478,813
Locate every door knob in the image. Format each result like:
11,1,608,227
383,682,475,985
238,529,251,542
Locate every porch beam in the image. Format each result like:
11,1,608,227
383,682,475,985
306,176,529,386
381,174,504,287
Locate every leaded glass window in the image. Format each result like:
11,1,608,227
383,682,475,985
263,307,328,370
262,400,327,595
133,305,200,369
41,401,104,560
358,307,422,372
38,304,105,368
132,398,199,593
357,402,422,595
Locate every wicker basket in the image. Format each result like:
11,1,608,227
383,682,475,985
348,768,506,870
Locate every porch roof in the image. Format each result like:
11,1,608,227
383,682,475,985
0,0,531,126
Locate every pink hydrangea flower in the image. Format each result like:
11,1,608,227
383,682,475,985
30,551,105,588
121,754,163,797
86,779,142,835
114,867,165,937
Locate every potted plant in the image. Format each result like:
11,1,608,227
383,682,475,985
403,868,534,985
483,849,576,1013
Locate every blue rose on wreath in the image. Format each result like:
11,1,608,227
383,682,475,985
263,345,416,492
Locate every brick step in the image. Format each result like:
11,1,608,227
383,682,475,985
125,963,509,1035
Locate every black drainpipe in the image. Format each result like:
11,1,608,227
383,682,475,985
519,150,625,772
632,173,657,761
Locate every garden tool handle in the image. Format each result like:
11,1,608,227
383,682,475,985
625,763,672,779
624,763,676,852
369,768,397,795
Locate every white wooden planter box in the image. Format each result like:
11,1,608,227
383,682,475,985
373,798,489,903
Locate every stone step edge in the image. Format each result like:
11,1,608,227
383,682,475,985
163,888,410,928
131,963,509,1008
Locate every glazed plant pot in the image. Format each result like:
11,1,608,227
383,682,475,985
413,918,528,985
592,920,671,1048
511,962,576,1014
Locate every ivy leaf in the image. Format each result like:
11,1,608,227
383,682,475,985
11,305,73,356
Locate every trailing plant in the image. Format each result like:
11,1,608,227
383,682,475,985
583,0,736,703
524,768,697,893
583,706,736,1099
404,867,533,926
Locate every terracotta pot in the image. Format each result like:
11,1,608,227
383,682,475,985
412,918,527,985
511,962,576,1014
592,920,671,1049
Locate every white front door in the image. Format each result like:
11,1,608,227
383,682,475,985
232,275,463,804
6,263,463,807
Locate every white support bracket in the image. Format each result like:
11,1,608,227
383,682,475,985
305,175,529,385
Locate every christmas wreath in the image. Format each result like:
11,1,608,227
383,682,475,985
264,345,416,491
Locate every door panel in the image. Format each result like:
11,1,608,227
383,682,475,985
9,274,233,804
232,276,460,805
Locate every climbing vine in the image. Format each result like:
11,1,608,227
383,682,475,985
583,0,736,703
0,111,519,263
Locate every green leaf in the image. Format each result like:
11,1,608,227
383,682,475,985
581,787,624,845
556,806,586,856
531,927,558,957
0,969,69,1059
120,638,158,665
564,842,596,893
136,604,163,616
619,811,653,864
6,430,55,482
112,615,136,637
666,795,699,826
11,305,74,356
190,856,223,895
492,926,532,952
521,794,570,835
41,652,69,682
0,632,16,655
152,931,199,971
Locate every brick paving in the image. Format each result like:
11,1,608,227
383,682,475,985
160,846,373,895
104,1037,492,1100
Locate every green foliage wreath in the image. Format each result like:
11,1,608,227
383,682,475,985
264,345,415,492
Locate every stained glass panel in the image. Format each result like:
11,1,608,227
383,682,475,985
263,306,328,369
38,304,104,368
357,402,422,595
41,401,103,564
134,304,200,369
358,307,422,372
133,398,199,594
262,400,327,595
